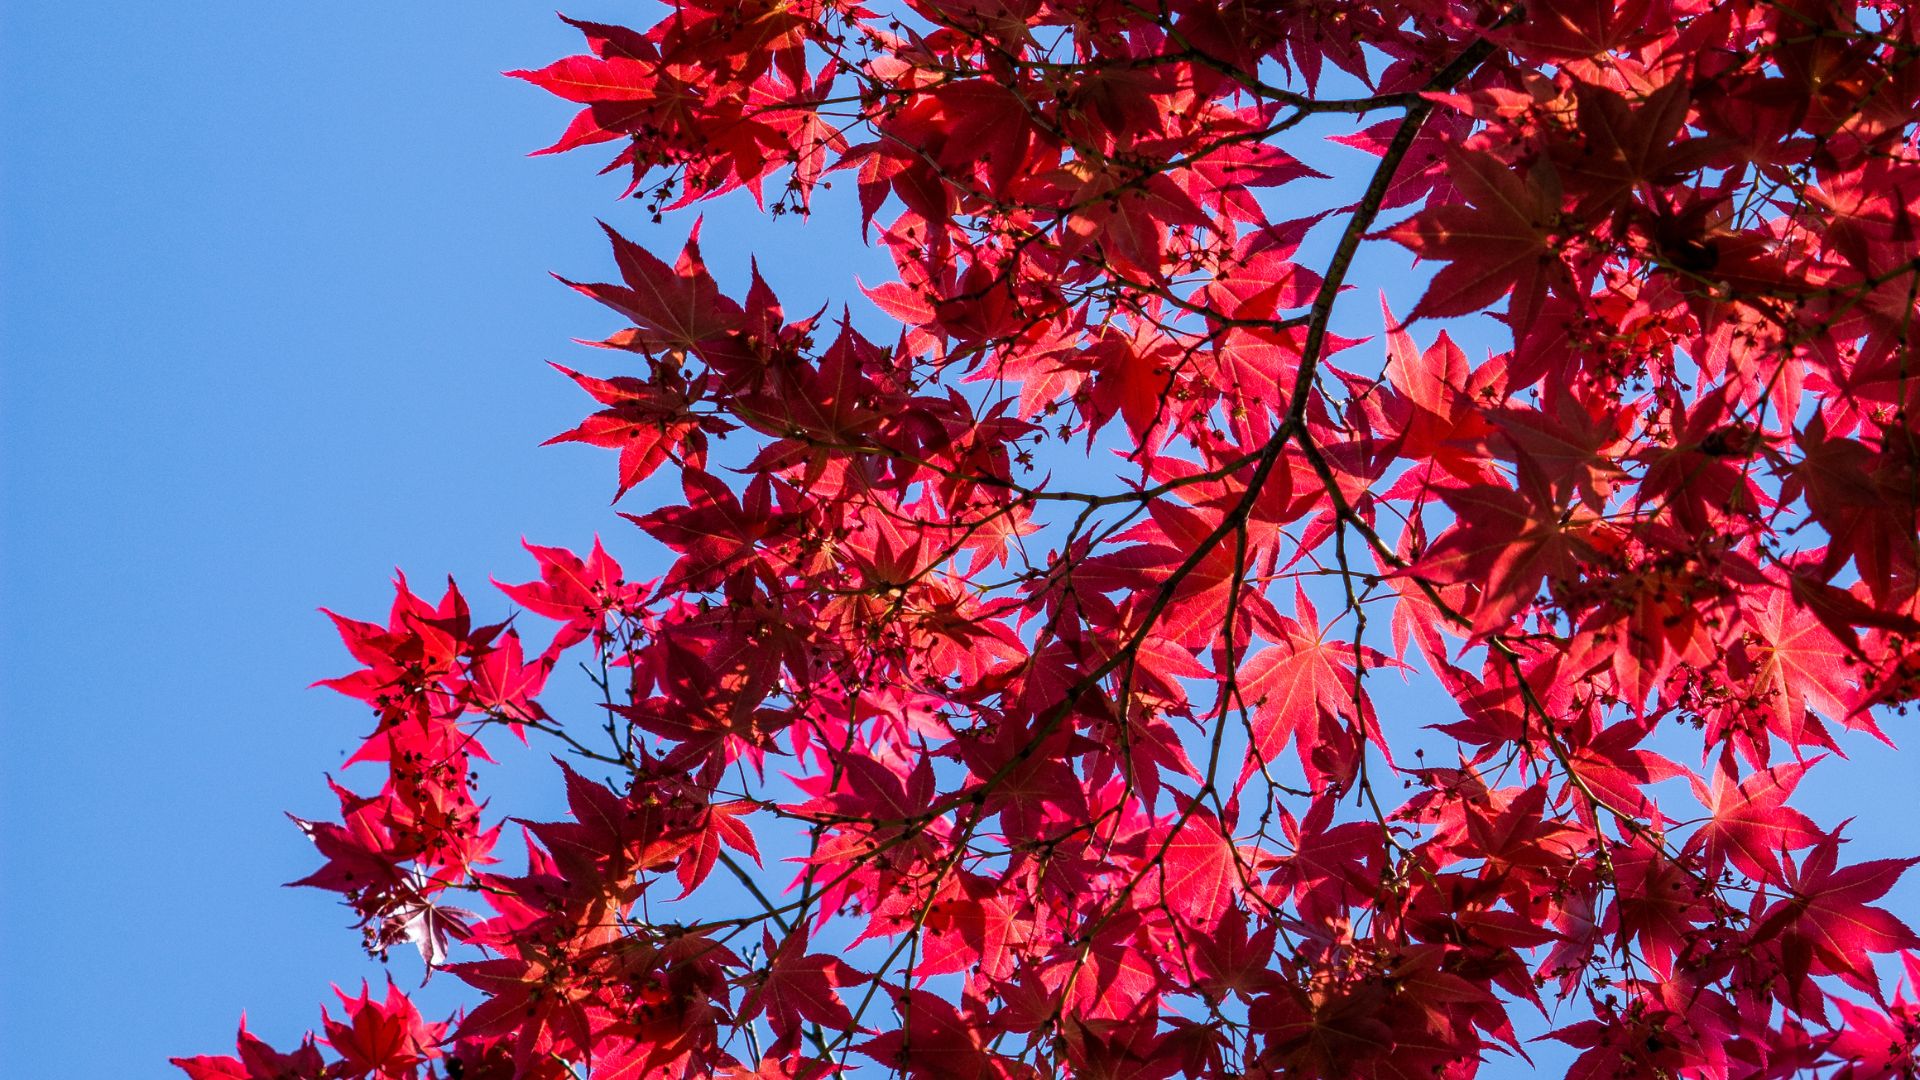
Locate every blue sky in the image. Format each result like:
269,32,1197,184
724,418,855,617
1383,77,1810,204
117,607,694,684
2,4,1915,1076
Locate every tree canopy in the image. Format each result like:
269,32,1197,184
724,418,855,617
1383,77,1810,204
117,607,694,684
178,1,1920,1077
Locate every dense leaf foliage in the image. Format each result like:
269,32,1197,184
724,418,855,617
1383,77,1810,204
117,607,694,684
178,1,1920,1076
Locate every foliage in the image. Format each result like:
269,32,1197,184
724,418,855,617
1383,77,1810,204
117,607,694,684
176,0,1920,1076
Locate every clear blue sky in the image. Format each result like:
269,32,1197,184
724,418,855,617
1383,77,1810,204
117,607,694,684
2,4,1913,1076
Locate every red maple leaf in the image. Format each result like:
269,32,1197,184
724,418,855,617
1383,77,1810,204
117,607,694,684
1688,759,1824,883
1754,835,1920,994
739,930,865,1055
1389,147,1567,327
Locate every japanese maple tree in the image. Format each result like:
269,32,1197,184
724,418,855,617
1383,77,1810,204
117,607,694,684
176,1,1920,1077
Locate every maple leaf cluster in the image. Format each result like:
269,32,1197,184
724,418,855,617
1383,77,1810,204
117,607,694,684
179,1,1920,1077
